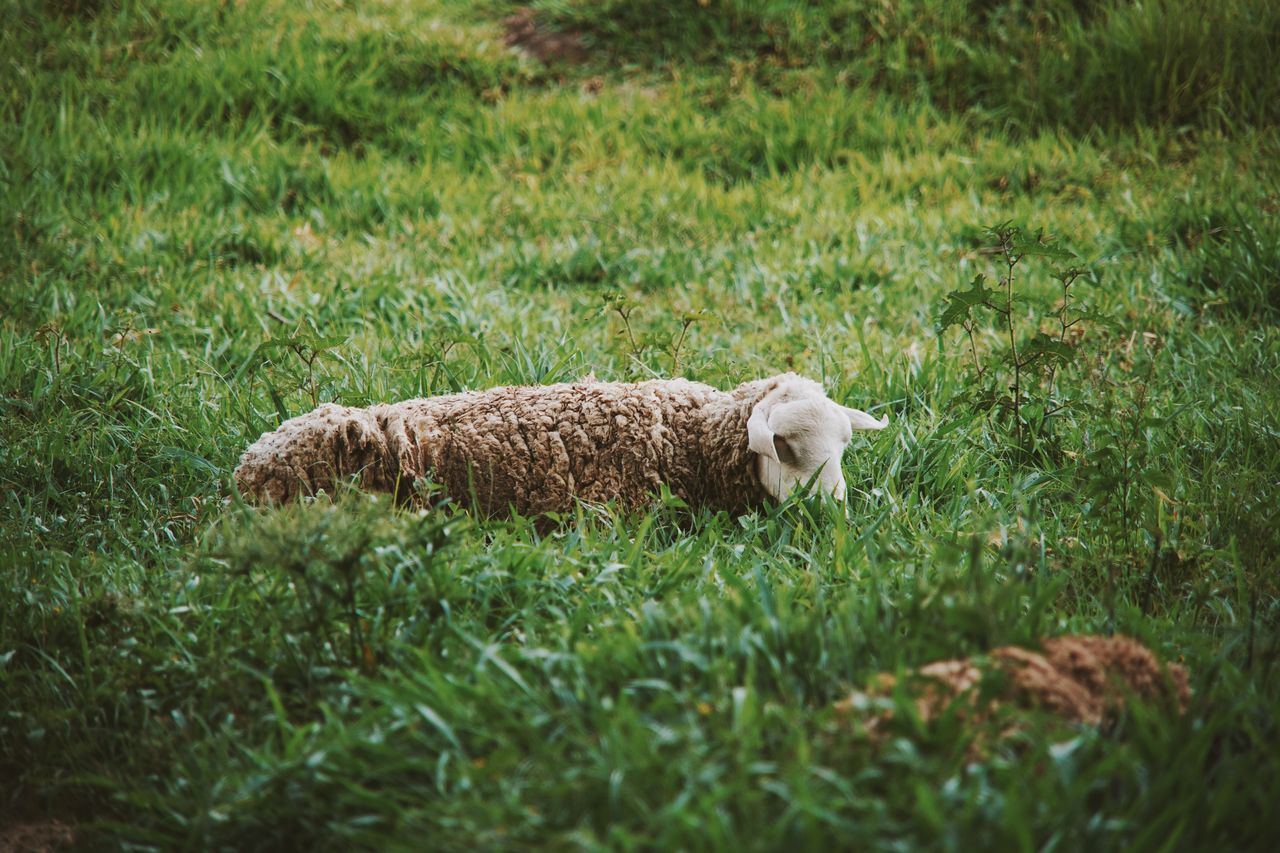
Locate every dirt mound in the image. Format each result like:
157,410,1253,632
838,635,1190,743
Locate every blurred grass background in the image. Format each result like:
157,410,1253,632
2,0,1278,847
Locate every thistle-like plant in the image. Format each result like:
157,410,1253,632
936,222,1109,445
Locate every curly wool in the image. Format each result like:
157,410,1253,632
233,375,816,518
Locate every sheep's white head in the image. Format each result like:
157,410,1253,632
746,378,888,502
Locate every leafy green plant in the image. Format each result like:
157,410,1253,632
602,291,704,375
208,496,464,675
235,316,349,417
936,222,1106,446
938,226,1182,583
1075,331,1183,597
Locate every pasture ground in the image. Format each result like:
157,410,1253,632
2,0,1278,847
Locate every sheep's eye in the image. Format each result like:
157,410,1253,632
773,435,798,465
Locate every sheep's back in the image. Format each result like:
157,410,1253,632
383,379,725,517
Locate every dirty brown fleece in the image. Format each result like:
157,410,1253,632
838,635,1191,743
233,375,805,518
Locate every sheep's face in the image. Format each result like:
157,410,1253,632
747,384,887,502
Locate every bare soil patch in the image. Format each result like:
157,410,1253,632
0,820,75,853
502,8,587,64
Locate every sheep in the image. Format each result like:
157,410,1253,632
232,373,888,519
835,635,1190,750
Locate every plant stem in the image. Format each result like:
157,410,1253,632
1004,245,1022,442
670,316,695,374
614,304,642,357
962,319,984,378
1047,274,1074,402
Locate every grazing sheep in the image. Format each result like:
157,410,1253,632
233,373,888,518
836,635,1190,748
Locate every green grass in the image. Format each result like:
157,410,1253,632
2,0,1279,847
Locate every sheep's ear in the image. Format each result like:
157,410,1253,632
842,405,889,430
747,401,779,461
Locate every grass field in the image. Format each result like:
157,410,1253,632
2,0,1279,848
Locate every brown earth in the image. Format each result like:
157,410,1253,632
838,634,1190,745
502,8,587,64
0,820,75,853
